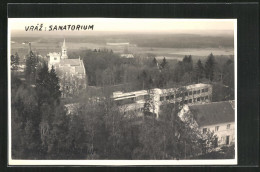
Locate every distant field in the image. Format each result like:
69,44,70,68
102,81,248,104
10,34,234,63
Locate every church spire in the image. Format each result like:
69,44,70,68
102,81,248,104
62,38,66,48
61,38,68,59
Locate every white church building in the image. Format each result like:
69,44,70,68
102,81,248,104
47,39,87,98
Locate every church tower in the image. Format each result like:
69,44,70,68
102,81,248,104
61,38,68,59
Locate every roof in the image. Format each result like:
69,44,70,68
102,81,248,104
57,66,71,74
186,83,210,89
59,59,81,66
188,101,234,127
113,90,148,99
62,38,66,48
75,66,85,74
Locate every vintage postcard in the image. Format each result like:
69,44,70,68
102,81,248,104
8,18,237,165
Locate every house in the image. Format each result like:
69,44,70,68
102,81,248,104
47,39,87,98
179,100,235,146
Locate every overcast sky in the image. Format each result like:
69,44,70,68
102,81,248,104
9,18,235,36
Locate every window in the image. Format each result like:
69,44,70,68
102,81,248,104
215,126,219,131
227,124,231,129
160,96,164,101
205,96,209,100
203,128,207,134
166,96,170,100
185,92,188,96
214,138,218,147
189,99,192,103
54,57,57,60
197,97,200,101
205,88,209,92
135,96,142,101
201,97,204,101
170,95,174,99
226,136,230,145
189,91,192,95
193,98,196,102
193,91,196,94
202,89,205,93
197,90,201,94
184,100,188,104
144,95,150,100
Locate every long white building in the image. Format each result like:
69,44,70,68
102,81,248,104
112,83,213,118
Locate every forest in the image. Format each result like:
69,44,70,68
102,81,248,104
10,48,235,159
71,48,234,101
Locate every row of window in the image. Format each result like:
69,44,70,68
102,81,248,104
193,96,209,102
115,97,135,106
203,124,231,134
116,87,210,105
161,95,209,103
160,88,209,101
135,95,150,101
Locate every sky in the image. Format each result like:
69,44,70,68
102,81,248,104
9,18,236,36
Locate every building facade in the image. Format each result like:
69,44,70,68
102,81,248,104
112,83,213,118
179,101,235,146
47,39,87,98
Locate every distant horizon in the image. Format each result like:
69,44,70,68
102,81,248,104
11,29,234,38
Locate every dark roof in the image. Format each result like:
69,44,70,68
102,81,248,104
189,101,234,127
57,66,71,74
75,66,85,74
60,59,81,66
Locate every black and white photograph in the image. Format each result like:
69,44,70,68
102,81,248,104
8,18,237,165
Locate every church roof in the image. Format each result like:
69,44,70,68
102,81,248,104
57,66,71,74
60,59,81,66
188,101,234,127
75,66,85,74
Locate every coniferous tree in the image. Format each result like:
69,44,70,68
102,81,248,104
153,57,158,67
160,57,167,69
36,62,50,106
11,55,16,70
15,52,20,65
173,62,184,83
140,70,147,90
11,52,20,71
182,55,193,73
25,51,38,84
205,53,215,81
195,59,204,83
36,63,61,106
49,66,61,103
